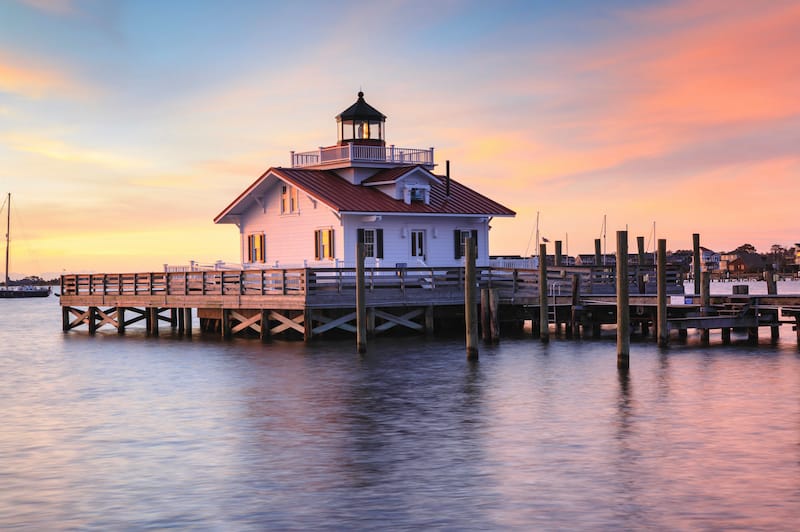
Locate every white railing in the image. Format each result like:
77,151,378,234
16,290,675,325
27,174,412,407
164,260,242,272
291,144,434,168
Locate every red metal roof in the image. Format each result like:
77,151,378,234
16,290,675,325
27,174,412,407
215,165,515,223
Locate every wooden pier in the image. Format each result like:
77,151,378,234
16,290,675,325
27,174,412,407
59,265,800,347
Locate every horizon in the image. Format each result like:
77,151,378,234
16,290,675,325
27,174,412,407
2,0,799,277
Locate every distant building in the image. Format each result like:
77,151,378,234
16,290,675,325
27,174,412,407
690,246,720,272
727,253,765,273
214,92,515,268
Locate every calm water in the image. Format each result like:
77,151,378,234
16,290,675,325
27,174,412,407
1,297,799,530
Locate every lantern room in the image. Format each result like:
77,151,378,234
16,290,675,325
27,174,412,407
336,91,386,147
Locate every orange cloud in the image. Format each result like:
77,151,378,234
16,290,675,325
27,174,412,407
0,53,91,99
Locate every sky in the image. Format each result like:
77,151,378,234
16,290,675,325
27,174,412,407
1,0,798,278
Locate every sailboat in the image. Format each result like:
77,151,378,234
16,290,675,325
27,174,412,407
1,193,51,298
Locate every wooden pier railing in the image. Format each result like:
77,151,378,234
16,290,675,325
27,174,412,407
60,265,682,304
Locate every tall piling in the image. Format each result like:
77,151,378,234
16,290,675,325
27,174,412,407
657,239,668,348
356,242,367,354
539,243,549,343
700,271,711,344
617,231,630,370
594,238,602,267
555,240,563,267
465,237,479,360
766,268,779,343
692,233,701,295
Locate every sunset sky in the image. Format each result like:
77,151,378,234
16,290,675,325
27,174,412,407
1,0,798,277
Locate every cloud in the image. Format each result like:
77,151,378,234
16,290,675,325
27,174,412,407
17,0,78,16
0,52,93,100
1,132,147,170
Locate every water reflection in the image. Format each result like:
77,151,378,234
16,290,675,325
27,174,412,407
1,300,800,529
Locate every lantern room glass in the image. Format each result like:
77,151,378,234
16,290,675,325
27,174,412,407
339,120,383,142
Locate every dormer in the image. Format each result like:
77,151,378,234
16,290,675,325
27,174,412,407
361,165,441,203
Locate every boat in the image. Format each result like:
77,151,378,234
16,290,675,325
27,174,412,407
1,193,50,298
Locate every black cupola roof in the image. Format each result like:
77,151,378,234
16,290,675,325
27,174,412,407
336,91,386,121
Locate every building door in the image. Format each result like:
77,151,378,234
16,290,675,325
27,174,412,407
411,230,425,262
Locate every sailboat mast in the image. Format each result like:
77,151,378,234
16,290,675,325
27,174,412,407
4,193,10,287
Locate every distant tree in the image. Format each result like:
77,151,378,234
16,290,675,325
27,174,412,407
733,243,757,255
769,244,788,271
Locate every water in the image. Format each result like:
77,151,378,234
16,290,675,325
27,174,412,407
1,298,799,530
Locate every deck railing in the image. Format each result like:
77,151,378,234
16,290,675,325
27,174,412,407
60,265,683,302
291,144,434,168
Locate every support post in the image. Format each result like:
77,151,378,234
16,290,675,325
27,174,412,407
617,231,630,370
425,305,434,337
539,243,549,343
701,271,710,344
304,308,313,342
356,242,367,354
594,238,602,267
692,233,701,295
177,307,185,334
260,309,270,343
722,327,731,344
465,236,479,360
489,288,500,343
88,306,97,335
481,289,491,342
170,308,178,328
570,273,580,338
62,306,70,332
221,308,230,340
555,240,563,267
657,239,668,348
766,270,779,342
118,307,126,335
151,307,159,337
184,308,193,337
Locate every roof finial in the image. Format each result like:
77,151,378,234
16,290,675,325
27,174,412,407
358,90,364,98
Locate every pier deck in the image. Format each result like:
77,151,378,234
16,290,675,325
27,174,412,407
59,267,800,346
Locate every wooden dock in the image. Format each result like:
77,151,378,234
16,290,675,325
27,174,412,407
59,266,800,347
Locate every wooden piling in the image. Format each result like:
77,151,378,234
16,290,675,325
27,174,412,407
151,307,160,337
555,240,563,267
481,288,490,342
766,270,779,343
118,307,126,335
356,242,367,354
88,306,97,335
594,238,602,267
570,273,580,338
700,271,710,344
657,239,668,348
489,288,500,343
62,306,70,332
260,309,270,343
616,231,630,370
221,308,230,340
425,305,434,337
539,243,549,343
465,237,479,360
692,233,701,295
184,308,192,337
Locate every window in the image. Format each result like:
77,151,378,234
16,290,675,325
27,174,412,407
410,188,425,202
281,184,299,214
314,229,335,260
247,233,266,263
454,229,478,259
357,228,384,259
